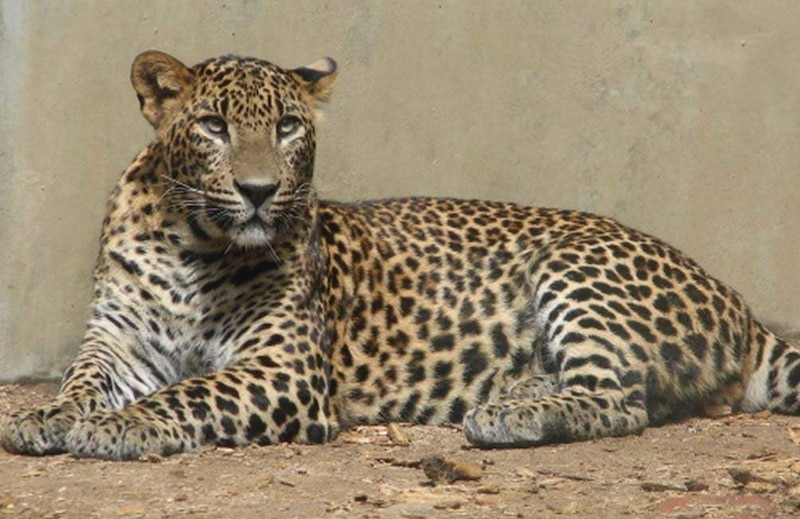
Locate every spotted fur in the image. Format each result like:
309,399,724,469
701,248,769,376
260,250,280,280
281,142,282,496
2,51,799,460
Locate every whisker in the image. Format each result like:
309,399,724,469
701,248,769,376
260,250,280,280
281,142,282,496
264,239,282,266
160,175,207,196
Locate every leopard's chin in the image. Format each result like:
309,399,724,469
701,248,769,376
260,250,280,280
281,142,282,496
231,219,275,248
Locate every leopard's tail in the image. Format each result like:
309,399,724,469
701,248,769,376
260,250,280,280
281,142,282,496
741,319,800,414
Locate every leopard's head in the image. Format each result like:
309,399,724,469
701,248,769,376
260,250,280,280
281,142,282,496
131,50,337,249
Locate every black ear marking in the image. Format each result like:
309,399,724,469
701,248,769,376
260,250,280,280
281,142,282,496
293,57,337,83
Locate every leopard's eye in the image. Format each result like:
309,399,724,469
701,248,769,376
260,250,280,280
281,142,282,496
199,116,228,138
276,116,301,139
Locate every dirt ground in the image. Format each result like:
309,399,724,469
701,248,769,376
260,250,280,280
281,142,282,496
2,384,800,518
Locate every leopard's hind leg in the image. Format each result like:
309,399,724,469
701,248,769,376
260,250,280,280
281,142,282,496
463,233,745,448
464,337,650,447
497,374,559,401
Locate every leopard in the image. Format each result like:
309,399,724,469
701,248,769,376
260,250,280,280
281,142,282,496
2,50,799,461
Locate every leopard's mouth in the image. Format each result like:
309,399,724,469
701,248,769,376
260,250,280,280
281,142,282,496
231,216,275,247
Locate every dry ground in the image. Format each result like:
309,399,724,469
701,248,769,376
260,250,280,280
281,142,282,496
2,383,800,518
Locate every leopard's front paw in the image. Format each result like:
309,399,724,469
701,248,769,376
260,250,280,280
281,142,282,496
1,403,80,456
66,411,193,460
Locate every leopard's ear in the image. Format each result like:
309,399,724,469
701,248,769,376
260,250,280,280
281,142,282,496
131,50,194,131
291,57,337,103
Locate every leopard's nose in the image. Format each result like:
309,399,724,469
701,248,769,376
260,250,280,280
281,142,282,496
234,180,279,208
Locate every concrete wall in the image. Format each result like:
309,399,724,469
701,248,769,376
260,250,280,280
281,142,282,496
1,1,799,381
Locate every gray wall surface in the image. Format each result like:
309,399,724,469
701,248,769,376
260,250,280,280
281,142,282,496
1,1,799,381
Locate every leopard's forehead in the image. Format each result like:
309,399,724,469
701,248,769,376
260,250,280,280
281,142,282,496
194,55,287,82
190,55,307,121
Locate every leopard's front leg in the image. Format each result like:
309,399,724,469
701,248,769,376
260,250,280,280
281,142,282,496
1,329,163,456
66,359,333,460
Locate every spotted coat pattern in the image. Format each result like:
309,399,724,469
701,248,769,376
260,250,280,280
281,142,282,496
2,51,799,459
